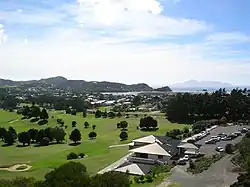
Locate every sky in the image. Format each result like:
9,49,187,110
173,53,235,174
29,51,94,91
0,0,250,87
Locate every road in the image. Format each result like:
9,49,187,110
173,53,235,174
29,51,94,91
97,153,133,174
161,154,239,187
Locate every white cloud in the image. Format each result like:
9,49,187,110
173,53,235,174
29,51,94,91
0,24,7,44
0,33,249,85
74,0,211,39
206,32,250,44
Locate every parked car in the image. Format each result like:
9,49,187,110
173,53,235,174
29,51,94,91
205,139,216,144
178,159,187,165
241,128,249,133
234,131,242,136
215,146,225,152
182,155,190,161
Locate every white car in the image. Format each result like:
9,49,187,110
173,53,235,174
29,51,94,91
182,155,190,161
215,146,224,152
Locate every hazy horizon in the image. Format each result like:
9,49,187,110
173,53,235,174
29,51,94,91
0,0,250,86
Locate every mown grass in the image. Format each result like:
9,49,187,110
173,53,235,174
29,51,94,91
0,109,189,180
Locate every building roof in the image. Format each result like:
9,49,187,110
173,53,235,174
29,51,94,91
115,162,152,176
129,143,171,156
132,135,163,144
177,143,199,150
160,139,181,156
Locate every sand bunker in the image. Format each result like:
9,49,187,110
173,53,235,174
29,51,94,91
0,164,32,172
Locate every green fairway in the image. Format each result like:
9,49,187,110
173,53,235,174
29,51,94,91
0,110,189,180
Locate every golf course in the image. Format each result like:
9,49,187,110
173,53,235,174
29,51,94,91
0,109,189,180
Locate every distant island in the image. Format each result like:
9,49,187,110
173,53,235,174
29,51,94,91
0,76,172,93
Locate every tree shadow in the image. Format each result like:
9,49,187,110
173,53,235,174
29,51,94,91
1,144,14,147
69,142,81,146
38,119,48,126
16,144,30,148
140,128,159,132
30,118,39,123
21,116,27,120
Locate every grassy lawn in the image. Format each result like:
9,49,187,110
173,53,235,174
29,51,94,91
0,109,189,180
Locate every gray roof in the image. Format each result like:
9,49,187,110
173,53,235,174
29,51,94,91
116,162,153,175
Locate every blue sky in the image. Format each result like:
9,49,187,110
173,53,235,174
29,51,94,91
0,0,250,86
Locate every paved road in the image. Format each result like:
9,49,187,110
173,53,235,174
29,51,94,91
163,154,239,187
97,153,133,174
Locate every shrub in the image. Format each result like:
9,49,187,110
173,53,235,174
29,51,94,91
134,176,140,183
225,144,234,154
120,131,128,141
38,119,48,126
67,152,78,160
145,174,153,182
88,131,97,139
78,153,85,158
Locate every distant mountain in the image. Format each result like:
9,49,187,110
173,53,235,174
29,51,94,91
0,76,154,92
154,86,172,92
171,80,233,89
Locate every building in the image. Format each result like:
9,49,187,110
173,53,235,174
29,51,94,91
114,135,191,176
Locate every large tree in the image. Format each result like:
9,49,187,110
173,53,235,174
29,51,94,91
3,131,15,145
139,116,158,130
69,129,81,144
0,127,7,141
18,131,31,146
44,162,89,187
28,128,38,142
53,127,66,143
40,108,49,120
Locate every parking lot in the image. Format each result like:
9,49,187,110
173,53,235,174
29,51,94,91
196,125,246,156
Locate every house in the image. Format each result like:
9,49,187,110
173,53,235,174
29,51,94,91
113,135,200,176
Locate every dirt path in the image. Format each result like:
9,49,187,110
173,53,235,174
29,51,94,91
109,144,130,148
0,164,32,172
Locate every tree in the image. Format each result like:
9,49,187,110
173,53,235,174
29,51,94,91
117,112,122,118
82,111,87,118
139,116,158,130
88,132,97,139
225,144,234,154
84,121,89,128
71,109,77,115
117,122,121,128
31,106,41,119
108,111,115,118
21,106,31,117
120,131,128,141
72,121,77,128
67,152,78,160
53,127,66,143
69,129,81,144
95,110,102,118
44,162,89,187
0,127,7,141
102,111,108,118
120,121,128,129
36,129,46,143
28,128,38,142
183,127,189,134
40,108,49,120
133,95,141,106
40,137,50,146
8,126,17,140
45,127,54,142
92,125,96,130
3,131,15,145
65,107,71,114
57,119,64,126
90,171,130,187
18,131,31,146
